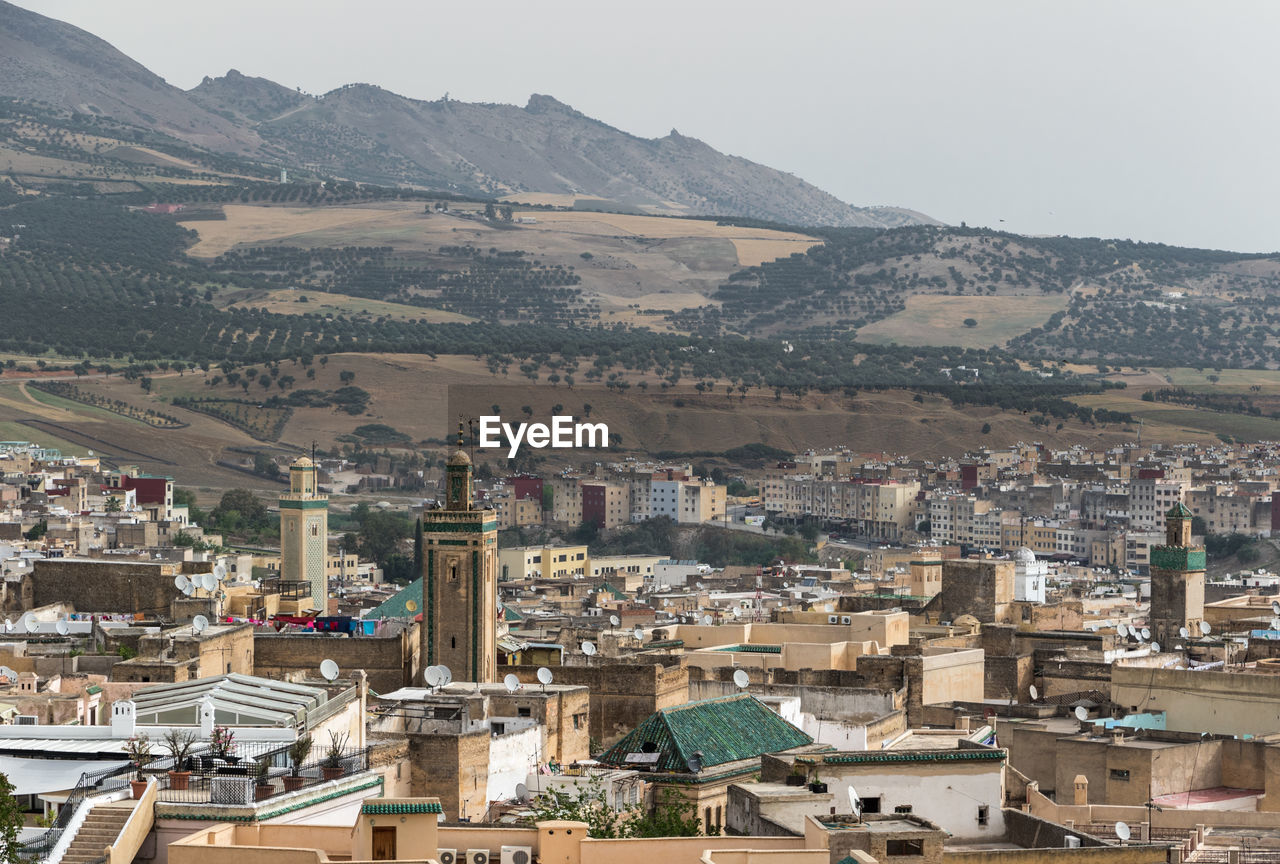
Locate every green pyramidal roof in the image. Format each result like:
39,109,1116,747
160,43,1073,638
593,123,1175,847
366,578,421,618
596,693,812,773
1166,502,1192,518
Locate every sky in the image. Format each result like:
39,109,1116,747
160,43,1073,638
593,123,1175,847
13,1,1280,252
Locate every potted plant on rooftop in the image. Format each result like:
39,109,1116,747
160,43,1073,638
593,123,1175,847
320,730,348,782
252,758,273,801
209,725,237,766
162,728,197,791
785,763,807,787
807,766,828,795
125,734,153,799
283,734,313,792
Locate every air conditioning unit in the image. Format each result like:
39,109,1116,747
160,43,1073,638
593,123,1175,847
467,850,491,864
1064,836,1081,849
13,715,38,726
840,616,852,625
501,847,532,864
827,614,839,624
437,851,458,864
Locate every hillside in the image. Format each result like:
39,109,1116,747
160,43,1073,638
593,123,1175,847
0,0,262,155
0,1,932,227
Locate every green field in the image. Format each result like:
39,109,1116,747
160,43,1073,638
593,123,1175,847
857,294,1068,349
23,385,147,425
1074,392,1280,441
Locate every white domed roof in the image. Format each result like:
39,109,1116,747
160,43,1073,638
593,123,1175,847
1014,546,1036,563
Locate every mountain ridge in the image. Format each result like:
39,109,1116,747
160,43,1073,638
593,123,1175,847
0,0,934,227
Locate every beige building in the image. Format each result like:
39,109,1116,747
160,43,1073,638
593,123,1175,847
279,456,328,610
498,544,589,581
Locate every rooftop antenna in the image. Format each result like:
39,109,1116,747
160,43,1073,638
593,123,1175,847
310,440,317,463
320,659,340,681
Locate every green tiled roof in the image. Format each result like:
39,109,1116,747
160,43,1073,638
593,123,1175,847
599,581,627,600
1166,503,1192,518
361,801,443,815
596,693,812,774
503,605,524,622
365,578,421,618
810,750,1005,766
837,857,859,864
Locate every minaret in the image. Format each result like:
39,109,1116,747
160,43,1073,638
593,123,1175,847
280,455,329,611
422,423,499,683
1149,503,1205,648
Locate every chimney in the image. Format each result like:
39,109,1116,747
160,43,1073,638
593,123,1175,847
1073,775,1089,806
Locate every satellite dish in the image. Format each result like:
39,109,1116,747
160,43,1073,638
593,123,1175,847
1074,705,1089,722
192,615,209,634
213,564,227,582
1135,630,1145,643
633,627,644,641
733,669,750,689
536,667,553,686
20,613,37,632
174,574,190,590
1272,600,1280,616
439,666,452,686
685,752,703,773
609,615,620,627
1029,685,1039,701
1117,623,1128,638
320,659,340,681
1141,627,1150,640
1199,620,1212,636
54,619,69,636
198,572,214,591
696,582,705,590
1150,642,1160,653
1271,618,1280,631
824,603,835,613
701,615,712,625
1179,626,1190,639
1115,821,1131,842
405,600,418,612
182,583,194,596
582,640,597,656
848,785,861,814
424,666,443,687
515,782,528,802
503,673,520,693
731,607,741,618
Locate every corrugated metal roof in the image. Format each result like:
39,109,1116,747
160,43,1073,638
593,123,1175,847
597,693,812,773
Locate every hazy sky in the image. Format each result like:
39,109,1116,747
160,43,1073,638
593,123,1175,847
14,1,1280,251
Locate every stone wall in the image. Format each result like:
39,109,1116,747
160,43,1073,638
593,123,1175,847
31,559,180,614
255,624,419,694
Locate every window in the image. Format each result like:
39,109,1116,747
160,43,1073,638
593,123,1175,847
886,840,924,856
978,805,989,826
1110,769,1130,781
861,796,882,814
518,707,531,718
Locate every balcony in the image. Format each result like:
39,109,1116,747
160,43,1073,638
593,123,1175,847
151,744,374,811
